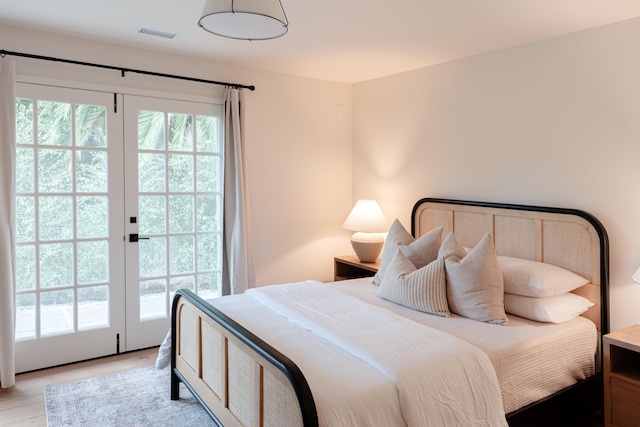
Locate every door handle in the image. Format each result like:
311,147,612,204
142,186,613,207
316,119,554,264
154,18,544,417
129,233,150,243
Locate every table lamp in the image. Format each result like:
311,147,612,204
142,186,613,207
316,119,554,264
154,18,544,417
342,200,387,262
633,267,640,283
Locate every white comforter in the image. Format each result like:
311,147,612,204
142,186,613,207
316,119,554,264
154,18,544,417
245,281,508,427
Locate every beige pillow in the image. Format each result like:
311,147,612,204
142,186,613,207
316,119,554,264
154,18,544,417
438,232,508,325
377,249,450,317
373,219,443,286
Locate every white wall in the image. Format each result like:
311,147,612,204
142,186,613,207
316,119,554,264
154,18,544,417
0,24,354,286
353,17,640,332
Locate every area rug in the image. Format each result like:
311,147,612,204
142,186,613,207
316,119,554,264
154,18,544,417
44,367,216,426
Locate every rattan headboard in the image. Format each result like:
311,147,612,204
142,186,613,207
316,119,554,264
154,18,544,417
411,198,610,335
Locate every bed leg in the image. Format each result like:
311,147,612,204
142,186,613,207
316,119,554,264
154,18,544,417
171,369,180,400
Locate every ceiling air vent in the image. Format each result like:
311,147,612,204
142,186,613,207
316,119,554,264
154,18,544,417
134,26,178,40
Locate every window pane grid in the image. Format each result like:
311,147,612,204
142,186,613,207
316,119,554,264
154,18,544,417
137,111,221,321
15,98,111,340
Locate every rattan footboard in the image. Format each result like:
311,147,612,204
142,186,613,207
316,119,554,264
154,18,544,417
170,289,318,427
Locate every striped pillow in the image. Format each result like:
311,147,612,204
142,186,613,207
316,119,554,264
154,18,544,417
376,249,450,317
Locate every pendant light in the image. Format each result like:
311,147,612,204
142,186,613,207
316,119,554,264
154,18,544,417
199,0,289,41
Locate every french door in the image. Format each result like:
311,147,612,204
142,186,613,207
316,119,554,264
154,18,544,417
14,84,223,372
14,84,125,372
123,95,223,350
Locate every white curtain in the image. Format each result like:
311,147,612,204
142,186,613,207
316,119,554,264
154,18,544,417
221,87,255,295
0,60,16,389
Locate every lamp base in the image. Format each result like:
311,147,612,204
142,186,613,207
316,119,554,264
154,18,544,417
350,232,385,263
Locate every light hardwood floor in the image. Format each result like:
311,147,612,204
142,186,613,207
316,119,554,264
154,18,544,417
0,346,606,427
0,347,158,427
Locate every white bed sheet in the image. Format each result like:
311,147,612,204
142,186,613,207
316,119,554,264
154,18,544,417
246,281,507,427
207,290,407,427
330,278,598,414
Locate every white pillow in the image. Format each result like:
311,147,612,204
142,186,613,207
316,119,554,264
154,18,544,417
372,220,443,286
499,256,589,297
438,232,508,325
376,249,450,317
504,293,594,323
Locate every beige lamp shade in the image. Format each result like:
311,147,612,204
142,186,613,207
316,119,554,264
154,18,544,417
342,200,387,233
633,267,640,283
198,0,289,40
342,200,387,262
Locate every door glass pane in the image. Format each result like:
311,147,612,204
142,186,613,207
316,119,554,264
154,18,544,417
78,285,109,330
170,235,194,275
15,293,36,340
39,196,73,240
139,237,166,278
38,101,71,146
16,147,34,192
196,115,218,153
138,153,166,192
197,234,219,271
168,113,193,151
168,154,193,192
41,289,74,336
77,196,109,238
138,110,165,150
197,273,219,300
15,245,36,291
140,279,167,319
139,196,166,235
16,196,35,242
38,149,72,192
197,195,219,232
16,98,34,145
169,195,194,233
170,276,194,300
196,155,219,192
76,150,108,192
40,243,74,288
77,240,109,284
76,104,107,148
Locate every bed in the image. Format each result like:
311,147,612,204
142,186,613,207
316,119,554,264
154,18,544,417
169,198,609,426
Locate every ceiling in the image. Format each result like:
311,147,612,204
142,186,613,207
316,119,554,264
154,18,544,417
1,0,640,84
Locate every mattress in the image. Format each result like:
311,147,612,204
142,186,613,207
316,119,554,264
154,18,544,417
329,277,598,414
159,277,597,421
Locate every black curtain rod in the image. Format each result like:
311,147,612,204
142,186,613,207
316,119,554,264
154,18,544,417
0,49,255,91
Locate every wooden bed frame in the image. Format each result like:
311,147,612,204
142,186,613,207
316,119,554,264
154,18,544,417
171,198,609,426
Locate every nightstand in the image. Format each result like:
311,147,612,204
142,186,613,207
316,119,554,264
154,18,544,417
334,255,380,281
604,324,640,427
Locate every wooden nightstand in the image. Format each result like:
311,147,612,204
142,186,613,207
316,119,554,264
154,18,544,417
604,324,640,427
334,255,380,281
